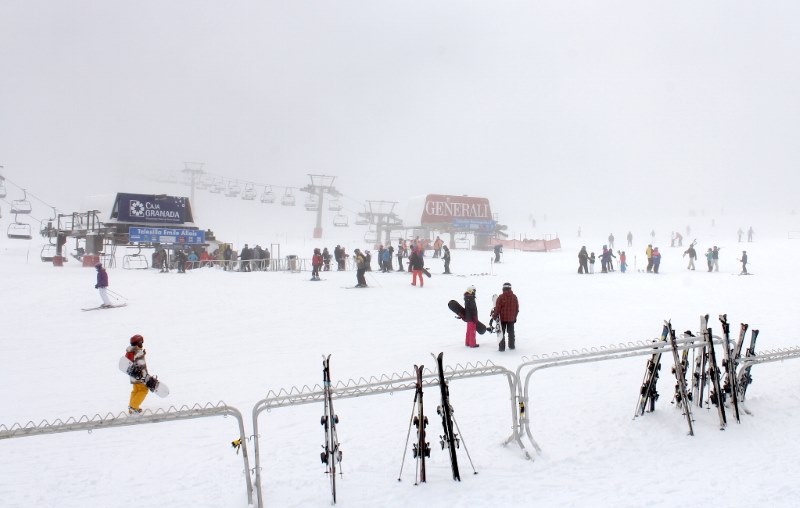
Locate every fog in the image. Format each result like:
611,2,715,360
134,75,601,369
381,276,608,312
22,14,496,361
2,1,799,234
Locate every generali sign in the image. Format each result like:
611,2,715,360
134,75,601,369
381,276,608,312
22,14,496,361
421,194,493,225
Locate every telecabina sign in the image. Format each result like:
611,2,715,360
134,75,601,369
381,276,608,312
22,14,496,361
420,194,493,225
113,193,190,225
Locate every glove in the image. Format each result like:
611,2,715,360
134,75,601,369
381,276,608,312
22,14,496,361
94,285,98,289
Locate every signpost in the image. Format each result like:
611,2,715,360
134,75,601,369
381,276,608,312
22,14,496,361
129,227,205,245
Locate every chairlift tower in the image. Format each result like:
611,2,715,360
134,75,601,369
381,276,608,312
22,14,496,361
182,162,205,216
359,200,404,247
300,174,341,238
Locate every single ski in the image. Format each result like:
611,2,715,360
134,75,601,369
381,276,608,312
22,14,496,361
666,322,694,435
320,355,343,504
733,323,749,363
435,352,461,481
702,315,727,429
718,314,741,423
412,365,430,484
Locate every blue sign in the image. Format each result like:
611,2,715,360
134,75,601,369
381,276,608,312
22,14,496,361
116,193,189,225
452,218,497,232
129,227,205,245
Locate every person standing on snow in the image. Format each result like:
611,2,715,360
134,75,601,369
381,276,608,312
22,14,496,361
463,286,480,348
618,251,627,273
705,248,714,272
442,245,452,274
126,334,149,414
409,246,425,287
652,247,662,273
712,246,721,272
645,244,654,273
684,241,697,270
578,246,588,274
627,231,633,247
740,250,748,274
95,263,113,308
354,249,367,287
311,248,323,280
494,282,520,351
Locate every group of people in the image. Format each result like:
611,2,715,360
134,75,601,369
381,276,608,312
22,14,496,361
577,246,629,274
461,282,519,351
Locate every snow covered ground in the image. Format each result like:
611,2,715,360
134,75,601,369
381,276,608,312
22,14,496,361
2,218,800,507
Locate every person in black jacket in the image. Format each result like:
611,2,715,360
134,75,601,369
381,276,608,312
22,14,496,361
442,245,452,274
409,247,425,287
578,246,588,274
463,286,479,348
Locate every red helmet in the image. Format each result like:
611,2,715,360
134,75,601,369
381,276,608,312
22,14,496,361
130,334,144,346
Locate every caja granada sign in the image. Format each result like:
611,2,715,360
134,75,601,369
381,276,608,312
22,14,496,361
420,194,492,225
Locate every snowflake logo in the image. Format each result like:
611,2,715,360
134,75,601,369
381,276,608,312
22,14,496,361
129,200,145,217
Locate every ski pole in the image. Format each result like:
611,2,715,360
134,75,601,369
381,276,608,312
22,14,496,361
367,271,382,288
397,392,418,481
451,414,478,475
106,288,128,300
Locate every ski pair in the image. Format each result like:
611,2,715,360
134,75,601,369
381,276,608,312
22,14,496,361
320,355,343,504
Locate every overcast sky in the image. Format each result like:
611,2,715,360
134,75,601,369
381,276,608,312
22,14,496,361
1,0,799,226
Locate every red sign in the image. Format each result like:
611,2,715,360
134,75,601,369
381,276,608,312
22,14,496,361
420,194,492,225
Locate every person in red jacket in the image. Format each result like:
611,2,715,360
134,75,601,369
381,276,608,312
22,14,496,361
311,248,323,281
493,282,520,351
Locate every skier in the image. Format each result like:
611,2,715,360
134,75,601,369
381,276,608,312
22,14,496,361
354,249,367,287
126,334,149,414
463,286,479,348
380,247,391,272
409,246,425,287
442,245,452,274
223,244,232,271
95,263,113,307
175,249,187,273
608,233,615,250
578,246,588,274
364,250,372,271
705,248,714,272
619,251,627,273
494,282,520,351
396,239,405,272
683,241,697,270
747,226,754,242
311,248,323,280
322,247,331,271
158,247,170,273
652,247,661,273
589,252,596,273
433,236,443,258
645,244,654,273
627,231,633,247
737,228,744,242
493,244,503,263
740,251,748,274
712,246,720,272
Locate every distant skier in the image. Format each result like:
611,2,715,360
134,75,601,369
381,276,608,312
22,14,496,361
608,233,615,250
652,247,661,274
380,247,392,272
126,334,149,414
589,252,596,273
354,249,367,287
747,226,754,242
645,244,654,273
463,286,479,348
494,282,520,351
578,246,588,274
95,263,112,308
737,228,744,242
740,251,748,274
493,244,503,263
705,248,714,272
712,246,720,272
619,251,627,273
683,241,697,270
627,231,633,247
311,248,323,280
442,245,452,274
396,239,405,272
409,246,425,287
322,248,331,271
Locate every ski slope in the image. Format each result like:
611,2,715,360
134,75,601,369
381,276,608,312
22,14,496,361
1,223,800,507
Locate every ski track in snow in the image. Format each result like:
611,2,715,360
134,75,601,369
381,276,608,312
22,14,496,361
2,223,800,507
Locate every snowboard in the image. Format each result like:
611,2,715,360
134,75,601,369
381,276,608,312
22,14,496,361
447,300,487,335
82,303,127,312
118,356,170,397
490,294,503,344
422,267,432,278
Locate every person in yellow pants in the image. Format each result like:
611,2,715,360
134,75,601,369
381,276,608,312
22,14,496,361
126,334,149,414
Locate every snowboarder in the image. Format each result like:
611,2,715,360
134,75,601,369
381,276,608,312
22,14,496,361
354,249,367,287
493,244,503,263
126,334,149,414
740,251,748,274
311,248,323,280
409,246,425,287
442,245,452,274
95,263,112,308
463,286,479,348
494,282,520,351
683,241,697,270
578,246,588,274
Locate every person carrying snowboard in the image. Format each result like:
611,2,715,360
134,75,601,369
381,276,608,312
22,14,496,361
95,263,113,308
126,334,149,414
311,248,323,280
494,282,519,351
463,286,479,348
409,246,425,287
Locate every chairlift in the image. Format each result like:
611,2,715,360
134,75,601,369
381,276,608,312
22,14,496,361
364,230,378,244
7,215,32,240
260,186,276,204
242,184,257,200
195,176,210,190
41,244,57,262
209,179,224,193
304,194,319,211
328,198,342,211
225,182,241,198
333,214,349,227
355,216,369,226
122,246,149,270
11,189,32,215
281,188,296,206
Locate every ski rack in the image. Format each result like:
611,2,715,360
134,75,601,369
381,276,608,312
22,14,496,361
510,335,721,460
0,402,253,505
738,346,800,367
250,359,515,508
